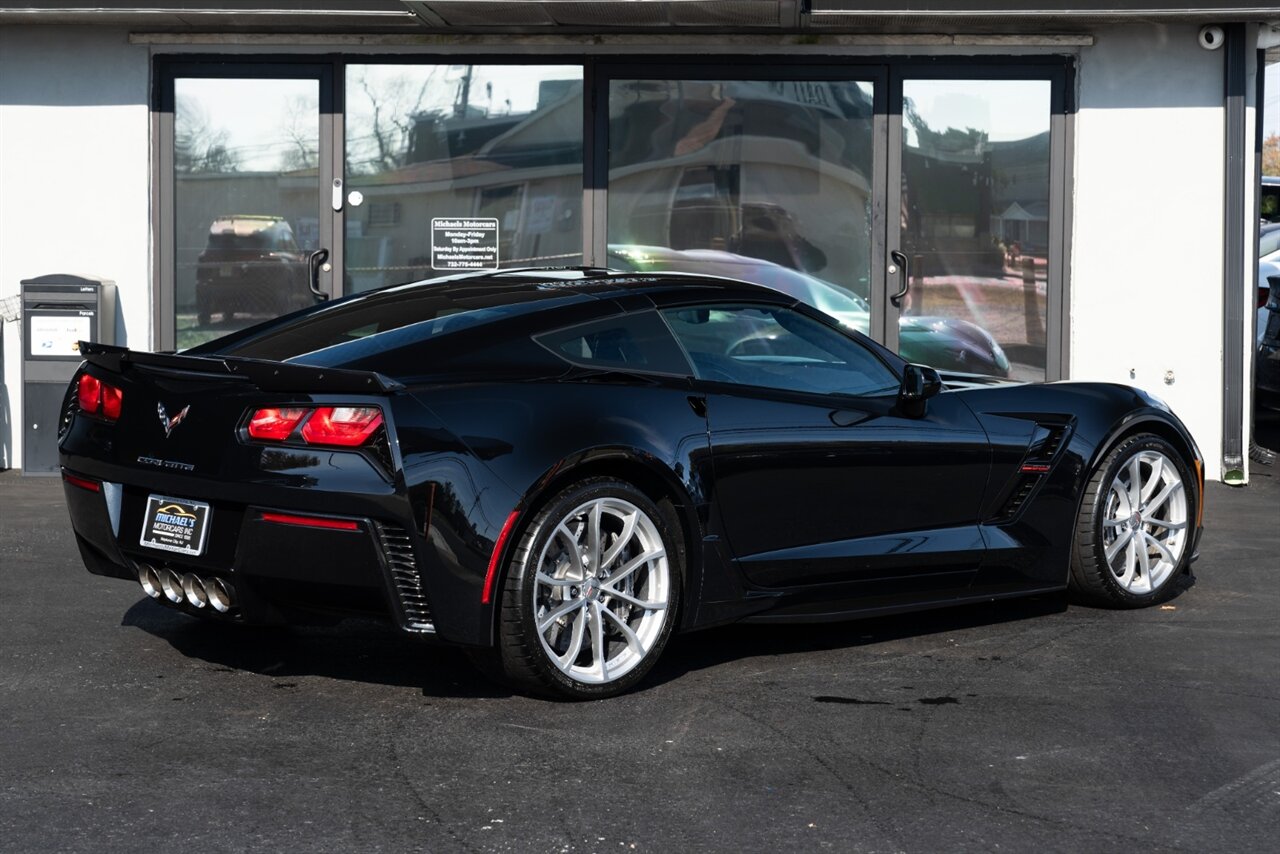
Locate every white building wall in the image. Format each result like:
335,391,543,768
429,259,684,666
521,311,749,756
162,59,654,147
1072,23,1253,482
0,25,151,469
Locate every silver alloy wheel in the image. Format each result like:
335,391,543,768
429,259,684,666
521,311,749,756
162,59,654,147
1101,449,1189,595
532,496,670,685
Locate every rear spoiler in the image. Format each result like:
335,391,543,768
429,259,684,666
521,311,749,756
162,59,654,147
78,341,405,394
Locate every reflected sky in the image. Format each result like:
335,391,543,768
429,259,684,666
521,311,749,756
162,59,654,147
903,79,1050,148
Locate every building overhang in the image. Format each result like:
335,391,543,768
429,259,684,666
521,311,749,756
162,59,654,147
2,2,1278,35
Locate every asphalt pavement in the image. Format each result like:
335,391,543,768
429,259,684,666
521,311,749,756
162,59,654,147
1,463,1277,853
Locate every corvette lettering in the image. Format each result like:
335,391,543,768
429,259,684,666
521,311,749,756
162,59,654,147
136,455,195,472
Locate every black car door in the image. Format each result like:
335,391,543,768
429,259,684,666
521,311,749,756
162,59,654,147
661,303,991,604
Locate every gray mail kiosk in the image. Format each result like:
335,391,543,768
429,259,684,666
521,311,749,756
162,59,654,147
21,274,117,474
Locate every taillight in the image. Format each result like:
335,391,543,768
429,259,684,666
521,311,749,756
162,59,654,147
77,373,124,421
245,405,384,448
300,406,384,447
77,374,101,412
102,384,123,420
247,407,309,441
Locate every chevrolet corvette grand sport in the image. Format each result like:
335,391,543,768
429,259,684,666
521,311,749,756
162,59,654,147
61,269,1204,699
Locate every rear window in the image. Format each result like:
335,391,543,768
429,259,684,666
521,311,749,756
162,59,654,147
536,311,690,375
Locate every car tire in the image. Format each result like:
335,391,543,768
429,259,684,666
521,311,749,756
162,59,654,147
196,288,213,327
477,477,682,700
1069,433,1196,608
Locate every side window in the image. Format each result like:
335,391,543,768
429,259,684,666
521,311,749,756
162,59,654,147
536,311,691,375
660,304,899,396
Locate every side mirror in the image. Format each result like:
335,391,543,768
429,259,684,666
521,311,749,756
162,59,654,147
897,363,943,418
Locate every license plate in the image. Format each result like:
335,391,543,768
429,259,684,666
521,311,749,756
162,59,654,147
219,264,233,278
140,495,212,557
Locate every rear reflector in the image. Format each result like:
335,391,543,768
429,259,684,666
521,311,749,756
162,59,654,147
63,471,100,492
481,510,521,605
300,406,384,447
247,407,309,441
260,511,360,531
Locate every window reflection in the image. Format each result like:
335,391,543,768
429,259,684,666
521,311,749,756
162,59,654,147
345,65,584,291
901,79,1051,380
607,78,876,330
174,77,320,351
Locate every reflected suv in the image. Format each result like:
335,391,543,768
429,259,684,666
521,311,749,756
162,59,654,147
195,216,311,326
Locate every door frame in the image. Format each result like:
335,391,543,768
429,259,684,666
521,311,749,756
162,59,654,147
152,59,338,350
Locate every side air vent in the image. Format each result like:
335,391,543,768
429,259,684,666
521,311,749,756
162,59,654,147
995,475,1039,522
375,523,434,633
1039,425,1067,460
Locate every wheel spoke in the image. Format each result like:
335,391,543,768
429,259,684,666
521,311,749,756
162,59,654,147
556,524,586,577
603,585,666,611
1105,528,1134,562
609,547,666,587
602,606,647,657
1145,517,1186,531
1127,457,1144,509
587,503,603,571
537,596,584,633
1143,480,1183,515
600,510,637,570
1103,518,1128,528
1115,538,1137,587
1145,531,1176,566
1110,482,1132,516
589,601,608,682
1135,534,1152,587
536,571,576,588
557,607,588,668
1140,455,1164,504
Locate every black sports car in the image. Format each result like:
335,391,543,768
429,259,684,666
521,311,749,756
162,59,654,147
61,268,1204,699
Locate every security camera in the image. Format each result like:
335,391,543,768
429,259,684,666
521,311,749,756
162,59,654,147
1199,25,1225,50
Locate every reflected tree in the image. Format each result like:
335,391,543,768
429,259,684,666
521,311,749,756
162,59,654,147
175,99,238,174
348,67,444,175
280,94,320,171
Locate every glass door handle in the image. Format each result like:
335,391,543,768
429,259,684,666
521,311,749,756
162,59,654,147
889,250,909,307
308,248,330,302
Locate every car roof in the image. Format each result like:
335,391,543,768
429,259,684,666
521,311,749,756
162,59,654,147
358,266,796,309
191,266,797,364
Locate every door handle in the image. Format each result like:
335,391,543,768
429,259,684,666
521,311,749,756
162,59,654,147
308,248,330,302
889,250,909,308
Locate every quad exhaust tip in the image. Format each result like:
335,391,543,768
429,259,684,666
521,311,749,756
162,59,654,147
138,564,236,614
207,578,235,614
137,563,162,599
160,568,185,605
182,573,209,609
